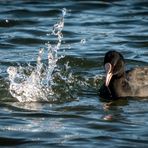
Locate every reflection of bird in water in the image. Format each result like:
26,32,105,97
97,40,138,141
99,50,148,99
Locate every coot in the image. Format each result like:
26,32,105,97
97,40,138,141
99,50,148,99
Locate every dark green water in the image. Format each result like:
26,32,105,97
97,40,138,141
0,0,148,147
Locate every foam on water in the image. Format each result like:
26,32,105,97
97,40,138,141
7,8,67,102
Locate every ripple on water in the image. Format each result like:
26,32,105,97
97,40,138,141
0,0,148,147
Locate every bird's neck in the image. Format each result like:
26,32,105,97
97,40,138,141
113,69,126,79
108,71,126,96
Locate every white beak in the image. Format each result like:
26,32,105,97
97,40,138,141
105,63,113,87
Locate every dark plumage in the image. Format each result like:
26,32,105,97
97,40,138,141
99,50,148,99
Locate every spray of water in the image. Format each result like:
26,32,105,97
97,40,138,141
7,8,103,102
7,8,67,102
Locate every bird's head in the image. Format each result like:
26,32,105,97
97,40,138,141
104,50,125,86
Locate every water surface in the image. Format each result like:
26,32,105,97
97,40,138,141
0,0,148,147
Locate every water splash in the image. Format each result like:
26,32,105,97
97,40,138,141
7,8,66,102
7,8,102,102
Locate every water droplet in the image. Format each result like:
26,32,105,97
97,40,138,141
68,44,71,49
80,39,86,44
62,8,67,17
46,33,50,36
5,19,9,23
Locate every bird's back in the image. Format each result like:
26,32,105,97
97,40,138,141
126,67,148,97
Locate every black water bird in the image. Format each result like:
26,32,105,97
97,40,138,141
99,50,148,99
